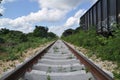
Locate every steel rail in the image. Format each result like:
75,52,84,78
0,41,56,80
0,40,114,80
63,41,114,80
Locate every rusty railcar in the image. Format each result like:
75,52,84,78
80,0,120,35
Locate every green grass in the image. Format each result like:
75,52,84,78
47,75,51,80
0,37,56,61
47,67,52,73
0,27,58,61
62,29,120,79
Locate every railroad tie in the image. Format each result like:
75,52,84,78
23,40,95,80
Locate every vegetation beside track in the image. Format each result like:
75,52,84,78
61,26,120,79
0,25,57,61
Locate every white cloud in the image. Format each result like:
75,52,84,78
0,6,5,14
0,7,67,33
0,18,34,33
0,0,82,33
38,0,81,10
1,0,15,4
91,0,98,4
27,8,67,22
0,0,16,14
48,0,98,36
0,0,97,36
65,9,86,27
49,9,86,37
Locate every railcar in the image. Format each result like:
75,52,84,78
80,0,120,36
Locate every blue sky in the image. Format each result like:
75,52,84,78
2,0,39,19
0,0,97,36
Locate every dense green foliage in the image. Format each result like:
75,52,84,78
0,26,57,60
62,29,120,63
62,27,120,79
62,29,74,37
33,26,48,37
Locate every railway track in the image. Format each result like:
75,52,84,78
0,40,113,80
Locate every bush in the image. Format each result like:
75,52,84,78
0,26,57,61
62,26,120,79
62,29,120,63
0,37,5,43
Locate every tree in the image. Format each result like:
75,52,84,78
27,32,33,37
0,28,10,34
74,26,82,33
62,29,75,37
33,25,48,38
48,32,57,38
19,34,28,42
0,37,5,43
9,30,28,42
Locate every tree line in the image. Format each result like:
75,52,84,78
62,27,81,37
0,25,57,45
0,25,57,60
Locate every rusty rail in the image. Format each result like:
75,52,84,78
63,41,114,80
0,41,56,80
0,40,114,80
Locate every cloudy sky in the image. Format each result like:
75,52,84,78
0,0,97,36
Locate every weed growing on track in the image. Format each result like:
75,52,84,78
47,75,51,80
47,67,52,73
53,46,59,53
